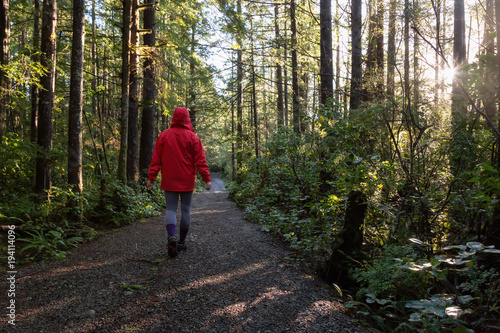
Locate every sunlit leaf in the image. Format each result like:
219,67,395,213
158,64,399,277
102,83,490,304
409,238,423,245
457,295,474,304
443,245,467,251
408,313,421,322
466,242,484,251
483,248,500,254
445,306,462,317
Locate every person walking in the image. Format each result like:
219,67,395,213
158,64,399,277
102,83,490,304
147,107,211,257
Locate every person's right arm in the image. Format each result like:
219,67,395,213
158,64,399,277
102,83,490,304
147,134,164,188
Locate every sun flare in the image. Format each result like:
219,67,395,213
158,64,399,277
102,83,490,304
442,67,456,83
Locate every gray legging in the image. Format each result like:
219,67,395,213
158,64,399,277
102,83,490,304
164,191,193,230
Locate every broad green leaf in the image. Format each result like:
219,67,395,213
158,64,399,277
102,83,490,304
408,313,421,322
483,248,500,254
466,242,484,251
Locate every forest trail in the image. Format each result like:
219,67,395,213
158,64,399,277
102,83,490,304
1,175,365,333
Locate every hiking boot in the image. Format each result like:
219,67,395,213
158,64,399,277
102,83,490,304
167,236,178,258
177,241,187,252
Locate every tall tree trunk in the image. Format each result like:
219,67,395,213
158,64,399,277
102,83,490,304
30,0,40,143
189,23,197,130
0,0,9,142
365,0,375,101
231,51,236,180
139,0,156,173
387,0,396,97
320,0,333,106
433,0,441,106
299,67,308,132
284,28,289,126
452,0,466,126
335,0,340,105
274,4,284,127
68,0,85,193
491,0,500,250
482,0,496,121
451,0,467,173
35,0,57,198
250,19,259,159
252,55,259,159
91,0,96,120
413,0,420,111
92,0,109,178
291,0,300,134
127,0,139,183
375,0,384,96
236,0,243,182
350,0,362,111
117,0,132,183
404,0,410,110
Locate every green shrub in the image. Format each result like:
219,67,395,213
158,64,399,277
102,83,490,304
88,178,164,226
349,241,500,332
18,220,84,261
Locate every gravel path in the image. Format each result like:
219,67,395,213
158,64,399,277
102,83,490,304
1,175,366,333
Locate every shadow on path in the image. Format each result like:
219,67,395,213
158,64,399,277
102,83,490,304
0,175,365,333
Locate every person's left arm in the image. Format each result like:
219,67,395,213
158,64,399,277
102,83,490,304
193,136,211,189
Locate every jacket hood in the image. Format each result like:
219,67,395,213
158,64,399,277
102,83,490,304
170,107,194,132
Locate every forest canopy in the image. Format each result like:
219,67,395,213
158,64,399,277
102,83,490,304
1,0,500,331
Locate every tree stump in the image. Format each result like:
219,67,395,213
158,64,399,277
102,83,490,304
320,190,367,287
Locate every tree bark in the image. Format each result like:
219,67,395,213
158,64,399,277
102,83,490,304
413,0,420,111
189,23,197,130
320,0,333,106
274,4,284,127
375,0,384,96
451,0,468,173
482,0,496,121
321,190,367,286
68,0,85,193
335,0,340,106
35,0,57,199
236,0,243,182
433,0,441,106
404,0,410,109
250,21,259,159
387,0,396,97
284,28,289,126
117,0,132,183
490,0,500,250
139,0,156,174
365,0,375,101
127,0,139,183
452,0,466,126
30,0,40,143
0,0,9,142
291,0,300,134
349,0,362,111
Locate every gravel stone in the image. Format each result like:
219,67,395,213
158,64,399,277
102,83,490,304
0,175,367,333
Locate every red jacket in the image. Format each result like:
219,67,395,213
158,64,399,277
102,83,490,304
148,107,211,192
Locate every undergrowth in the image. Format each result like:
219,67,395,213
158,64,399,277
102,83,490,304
228,107,500,332
0,133,165,265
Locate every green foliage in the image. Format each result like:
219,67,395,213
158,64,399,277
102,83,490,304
352,244,427,301
1,134,164,262
230,127,341,259
18,220,84,261
349,241,500,332
229,100,499,331
88,178,164,226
